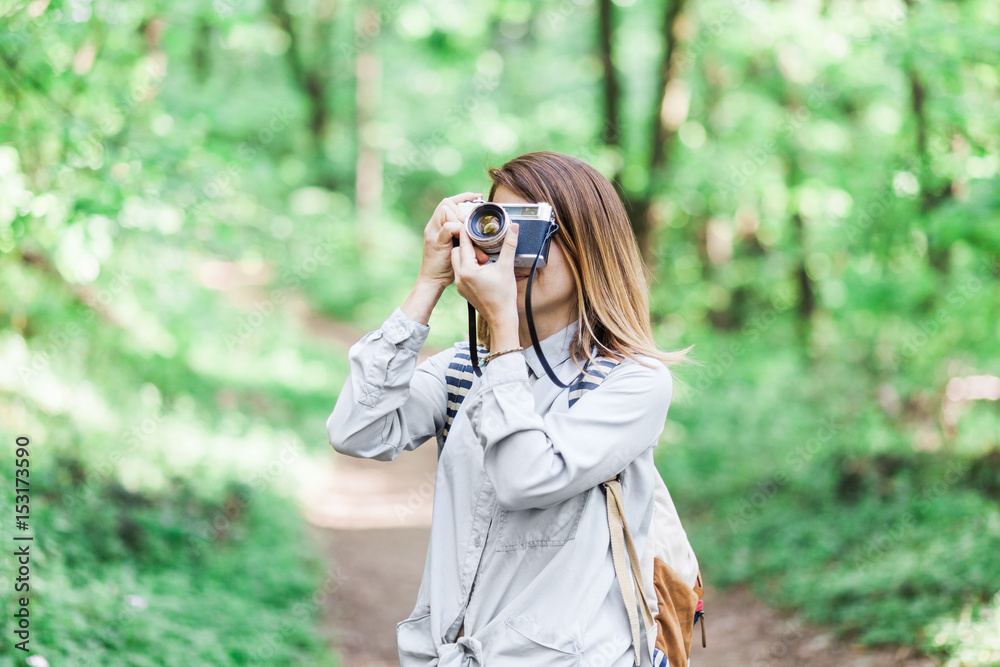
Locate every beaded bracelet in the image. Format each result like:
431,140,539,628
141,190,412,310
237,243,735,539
479,346,524,367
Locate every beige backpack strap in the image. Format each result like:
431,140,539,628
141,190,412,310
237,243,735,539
604,477,654,666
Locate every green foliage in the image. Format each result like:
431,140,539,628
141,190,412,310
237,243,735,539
0,230,342,663
1,415,336,665
28,485,329,666
657,296,1000,662
1,0,998,663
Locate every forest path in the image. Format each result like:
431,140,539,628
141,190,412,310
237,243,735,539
285,294,935,667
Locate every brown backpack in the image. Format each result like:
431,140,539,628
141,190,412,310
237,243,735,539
570,353,707,667
603,476,705,667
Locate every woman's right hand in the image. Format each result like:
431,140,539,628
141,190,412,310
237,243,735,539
416,192,483,288
402,192,483,325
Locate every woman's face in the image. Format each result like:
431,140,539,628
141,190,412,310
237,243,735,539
492,186,578,325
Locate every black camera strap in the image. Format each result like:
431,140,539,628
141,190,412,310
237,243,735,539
469,222,568,388
468,301,481,374
524,221,569,387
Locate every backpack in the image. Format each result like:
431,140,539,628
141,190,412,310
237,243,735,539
443,344,706,667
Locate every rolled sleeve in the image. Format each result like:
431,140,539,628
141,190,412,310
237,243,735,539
326,308,447,461
382,307,430,350
474,351,531,389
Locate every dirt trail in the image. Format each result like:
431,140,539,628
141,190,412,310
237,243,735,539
280,292,935,667
303,442,933,667
306,447,435,667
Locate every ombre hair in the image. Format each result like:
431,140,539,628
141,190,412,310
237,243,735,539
477,151,694,369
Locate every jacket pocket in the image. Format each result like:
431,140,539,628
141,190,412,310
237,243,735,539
498,615,582,664
494,490,591,552
396,605,437,665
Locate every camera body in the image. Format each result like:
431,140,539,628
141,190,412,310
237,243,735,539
457,198,557,267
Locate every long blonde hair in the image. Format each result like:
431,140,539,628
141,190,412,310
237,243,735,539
476,151,694,369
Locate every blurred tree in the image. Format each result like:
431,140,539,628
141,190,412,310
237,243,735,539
598,0,621,156
355,2,382,255
267,0,336,186
625,0,687,269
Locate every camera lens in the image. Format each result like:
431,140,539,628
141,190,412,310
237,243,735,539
466,203,509,253
475,214,502,237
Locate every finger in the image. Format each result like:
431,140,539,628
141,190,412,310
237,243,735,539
449,193,483,222
458,227,477,266
450,245,463,282
498,223,519,268
437,221,463,246
434,194,473,229
441,198,462,223
473,245,490,265
448,192,483,204
429,203,452,233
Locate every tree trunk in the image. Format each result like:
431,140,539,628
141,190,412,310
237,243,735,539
628,0,687,268
191,16,212,84
908,70,951,273
268,0,332,180
598,0,621,149
355,5,382,256
598,0,631,216
792,211,815,322
903,0,950,274
648,0,686,182
786,147,814,352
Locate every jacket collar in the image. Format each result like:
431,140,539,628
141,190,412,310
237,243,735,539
522,319,582,384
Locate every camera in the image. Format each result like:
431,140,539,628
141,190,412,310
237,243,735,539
456,198,557,267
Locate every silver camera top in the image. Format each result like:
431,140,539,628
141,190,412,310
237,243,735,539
457,198,555,264
457,198,553,222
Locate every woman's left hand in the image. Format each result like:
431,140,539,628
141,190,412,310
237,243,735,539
451,223,520,334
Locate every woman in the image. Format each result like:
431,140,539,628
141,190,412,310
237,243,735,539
327,151,692,666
